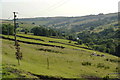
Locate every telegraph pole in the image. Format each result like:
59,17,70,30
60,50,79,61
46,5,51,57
13,12,22,65
13,12,17,45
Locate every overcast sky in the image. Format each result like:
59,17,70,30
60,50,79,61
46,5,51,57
0,0,119,19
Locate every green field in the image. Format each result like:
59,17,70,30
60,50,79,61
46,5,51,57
1,34,88,50
1,34,119,79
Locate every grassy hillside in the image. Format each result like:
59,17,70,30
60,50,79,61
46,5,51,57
1,12,119,79
1,34,119,79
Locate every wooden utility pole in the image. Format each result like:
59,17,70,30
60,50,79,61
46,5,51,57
13,12,22,65
13,12,17,45
15,41,22,65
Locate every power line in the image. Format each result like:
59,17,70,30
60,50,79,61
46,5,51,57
37,0,64,13
17,13,33,18
40,0,69,16
44,0,67,11
7,15,13,20
18,0,70,18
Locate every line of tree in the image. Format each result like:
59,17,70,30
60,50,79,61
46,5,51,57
1,24,14,35
31,26,62,37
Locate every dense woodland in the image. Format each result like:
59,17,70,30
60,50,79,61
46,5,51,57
77,29,119,56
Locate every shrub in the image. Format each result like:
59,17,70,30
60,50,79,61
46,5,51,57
105,58,120,63
97,63,105,68
104,66,110,69
103,75,109,80
82,62,91,66
39,48,62,54
68,40,71,43
77,40,82,45
97,63,109,69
